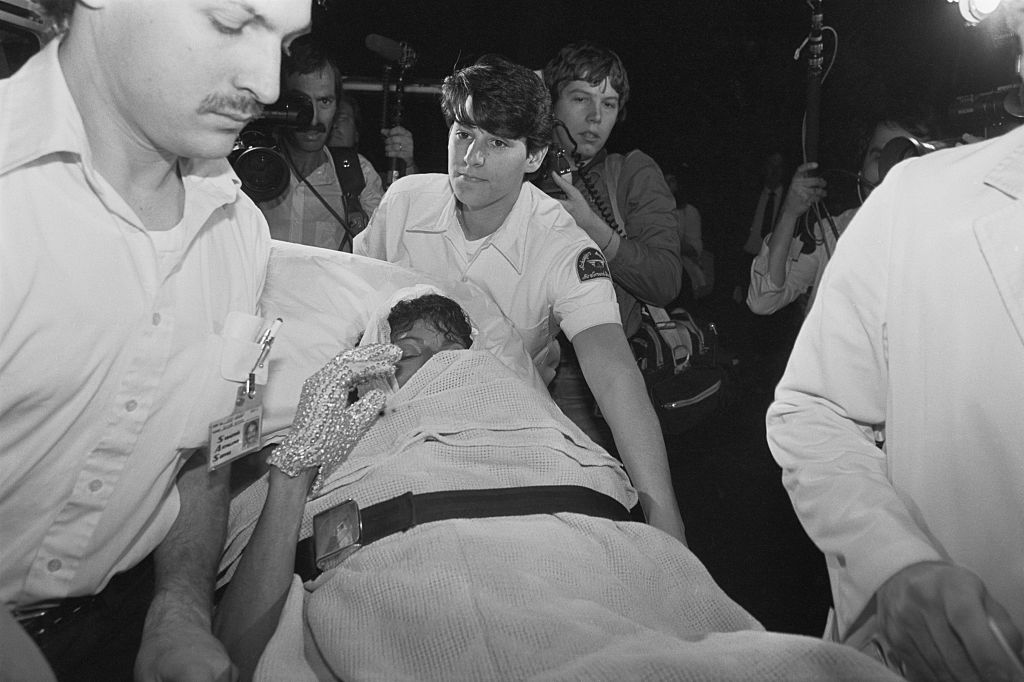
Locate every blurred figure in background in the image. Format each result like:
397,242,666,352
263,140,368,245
747,107,936,316
665,168,713,305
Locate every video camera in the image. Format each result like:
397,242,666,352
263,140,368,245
876,83,1024,184
229,90,313,202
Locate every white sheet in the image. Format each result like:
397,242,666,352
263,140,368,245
227,351,900,681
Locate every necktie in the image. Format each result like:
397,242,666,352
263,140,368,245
760,189,776,237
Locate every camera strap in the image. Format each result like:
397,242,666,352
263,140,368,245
328,147,370,236
282,145,356,251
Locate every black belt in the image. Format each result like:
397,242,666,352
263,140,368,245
295,485,632,580
12,554,155,644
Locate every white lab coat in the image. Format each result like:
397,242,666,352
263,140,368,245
767,126,1024,638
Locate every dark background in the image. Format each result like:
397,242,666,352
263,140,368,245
315,0,1020,221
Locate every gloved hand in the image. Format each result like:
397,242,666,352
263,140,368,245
268,344,402,494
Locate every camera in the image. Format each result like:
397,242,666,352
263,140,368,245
875,84,1024,184
229,91,314,202
531,146,573,199
948,83,1024,135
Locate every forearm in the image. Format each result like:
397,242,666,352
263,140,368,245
215,466,314,680
573,207,620,254
148,449,228,636
768,393,942,630
747,238,820,315
603,387,686,545
765,211,800,287
134,448,235,681
575,328,686,543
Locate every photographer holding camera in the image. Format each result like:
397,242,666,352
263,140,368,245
258,35,417,252
766,5,1024,679
540,42,682,338
537,42,683,450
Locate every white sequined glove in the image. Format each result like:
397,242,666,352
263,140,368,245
268,344,402,494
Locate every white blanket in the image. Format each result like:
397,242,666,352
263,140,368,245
258,516,901,681
228,352,899,681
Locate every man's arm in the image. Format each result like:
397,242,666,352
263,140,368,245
215,346,397,679
764,162,825,288
572,323,686,544
215,464,315,682
134,449,235,682
746,163,827,315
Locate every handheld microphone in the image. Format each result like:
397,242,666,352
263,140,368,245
365,34,417,66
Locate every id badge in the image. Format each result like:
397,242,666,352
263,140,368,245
208,317,281,471
209,383,264,471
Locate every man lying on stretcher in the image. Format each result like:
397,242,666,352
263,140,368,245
213,292,902,682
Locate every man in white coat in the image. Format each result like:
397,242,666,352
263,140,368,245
767,5,1024,680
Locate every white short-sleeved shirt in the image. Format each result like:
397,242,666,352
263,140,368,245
0,40,271,606
259,149,349,250
354,174,620,383
259,151,383,251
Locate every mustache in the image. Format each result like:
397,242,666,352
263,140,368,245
197,93,263,120
296,123,327,133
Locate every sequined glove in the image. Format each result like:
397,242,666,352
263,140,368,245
268,344,402,494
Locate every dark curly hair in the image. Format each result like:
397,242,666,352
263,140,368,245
281,33,343,101
542,42,630,123
440,54,553,157
388,294,473,350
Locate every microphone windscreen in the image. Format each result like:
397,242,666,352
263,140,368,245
365,34,405,62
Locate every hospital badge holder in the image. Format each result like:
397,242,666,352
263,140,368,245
208,318,282,471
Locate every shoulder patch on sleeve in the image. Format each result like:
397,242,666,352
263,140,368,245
575,247,611,282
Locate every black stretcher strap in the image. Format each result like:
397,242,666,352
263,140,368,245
294,485,632,580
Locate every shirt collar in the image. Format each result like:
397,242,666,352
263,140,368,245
0,38,85,176
404,179,534,274
481,183,535,274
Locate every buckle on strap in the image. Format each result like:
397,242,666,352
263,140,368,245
312,498,364,573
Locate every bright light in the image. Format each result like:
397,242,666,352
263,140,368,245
949,0,1004,24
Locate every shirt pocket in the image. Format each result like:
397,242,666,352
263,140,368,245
178,312,269,449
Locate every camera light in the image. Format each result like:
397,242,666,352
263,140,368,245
949,0,1003,25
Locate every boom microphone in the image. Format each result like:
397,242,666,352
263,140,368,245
365,34,416,64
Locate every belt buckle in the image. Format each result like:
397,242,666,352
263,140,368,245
312,499,363,573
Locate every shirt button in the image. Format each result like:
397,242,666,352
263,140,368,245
125,400,138,412
88,479,103,492
47,559,62,573
152,313,162,326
